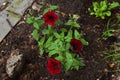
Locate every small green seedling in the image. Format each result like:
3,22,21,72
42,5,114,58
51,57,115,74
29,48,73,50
102,19,115,38
88,0,119,19
102,15,120,39
103,42,120,69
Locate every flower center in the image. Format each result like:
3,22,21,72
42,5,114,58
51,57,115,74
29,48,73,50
52,62,59,69
48,15,54,21
72,43,77,49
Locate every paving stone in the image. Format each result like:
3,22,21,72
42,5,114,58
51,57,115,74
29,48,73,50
0,0,34,42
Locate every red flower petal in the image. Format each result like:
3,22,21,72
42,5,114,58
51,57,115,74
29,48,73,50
43,11,58,26
70,38,83,53
46,58,61,75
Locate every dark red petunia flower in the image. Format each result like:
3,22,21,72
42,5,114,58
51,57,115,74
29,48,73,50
46,58,61,75
70,38,83,53
43,11,58,26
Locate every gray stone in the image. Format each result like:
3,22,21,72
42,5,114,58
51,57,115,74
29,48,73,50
0,0,34,42
6,49,24,78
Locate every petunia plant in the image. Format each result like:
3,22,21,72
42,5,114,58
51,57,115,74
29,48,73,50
26,3,88,75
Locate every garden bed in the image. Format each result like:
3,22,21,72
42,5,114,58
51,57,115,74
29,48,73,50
0,0,120,80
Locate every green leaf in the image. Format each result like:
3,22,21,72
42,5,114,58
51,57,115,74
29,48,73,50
60,32,65,39
117,15,120,19
67,30,73,38
90,12,95,15
45,36,53,48
102,29,115,38
54,32,61,39
73,23,80,28
26,17,38,24
26,17,33,24
39,47,44,56
103,53,120,60
74,30,80,39
33,22,40,29
65,61,72,71
38,37,45,46
55,55,63,62
48,50,58,57
66,43,70,50
43,8,50,14
108,2,119,10
104,11,111,17
56,19,61,25
100,1,107,11
73,59,85,70
80,38,88,45
73,59,80,70
93,2,99,11
32,29,39,40
48,43,57,50
55,40,63,49
65,30,73,42
116,16,120,22
65,52,73,71
65,20,73,26
65,37,71,42
49,5,58,10
33,20,44,29
101,15,105,19
60,28,67,33
88,8,94,15
88,8,91,12
47,26,54,34
65,17,80,28
42,29,50,34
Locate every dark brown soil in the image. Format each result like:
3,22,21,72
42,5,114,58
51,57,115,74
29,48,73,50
0,0,120,80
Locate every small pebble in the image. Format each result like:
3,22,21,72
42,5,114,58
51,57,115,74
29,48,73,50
111,74,115,77
32,3,40,10
104,68,108,72
2,2,7,5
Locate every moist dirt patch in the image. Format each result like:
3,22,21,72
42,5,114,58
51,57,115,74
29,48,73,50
0,0,120,80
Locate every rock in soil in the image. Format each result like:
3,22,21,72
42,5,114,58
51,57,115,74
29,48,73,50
6,49,24,78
